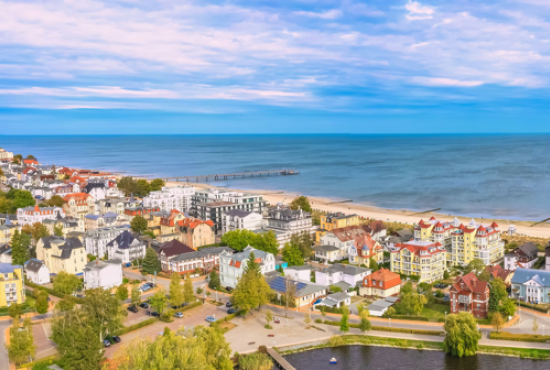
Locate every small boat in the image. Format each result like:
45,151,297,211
329,358,337,364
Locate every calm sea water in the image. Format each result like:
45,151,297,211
1,134,549,220
281,346,549,370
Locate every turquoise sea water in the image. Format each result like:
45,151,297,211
1,134,549,220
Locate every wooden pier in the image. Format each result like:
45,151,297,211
267,348,296,370
163,169,299,183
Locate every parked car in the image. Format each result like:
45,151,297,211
147,283,156,288
140,285,151,292
147,310,160,317
227,308,237,314
205,316,217,323
103,339,111,348
274,318,280,324
226,301,233,307
112,336,121,343
225,287,233,292
127,305,138,313
139,302,149,309
443,294,450,302
174,312,184,318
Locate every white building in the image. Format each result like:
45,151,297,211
0,148,13,163
221,210,264,234
315,263,371,289
143,186,195,213
85,226,130,259
219,246,275,288
83,260,123,290
106,230,146,263
264,205,316,246
319,225,369,261
24,259,50,285
284,265,314,282
17,205,65,226
164,246,234,275
83,180,124,200
0,244,12,264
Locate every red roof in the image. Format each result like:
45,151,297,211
450,272,489,295
23,159,38,165
23,167,37,174
355,234,381,258
178,218,214,229
63,193,91,205
392,241,444,256
362,268,401,290
160,209,183,227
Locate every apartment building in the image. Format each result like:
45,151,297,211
0,263,25,306
265,205,316,245
221,210,264,234
390,240,446,283
63,193,96,220
143,185,195,213
316,212,360,242
219,246,275,288
17,205,65,226
85,225,130,259
451,220,505,267
36,236,87,275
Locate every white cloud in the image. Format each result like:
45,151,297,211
411,77,484,87
405,1,435,20
0,86,179,99
294,9,342,20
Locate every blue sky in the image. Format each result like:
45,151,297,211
1,0,550,134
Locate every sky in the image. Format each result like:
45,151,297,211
1,0,550,134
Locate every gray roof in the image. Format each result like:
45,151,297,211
226,246,271,263
315,245,340,253
25,259,45,273
171,247,233,262
0,263,22,273
84,260,121,271
322,263,372,276
511,268,550,287
368,300,394,311
267,276,326,297
107,230,138,250
516,242,540,259
223,209,254,218
285,265,314,271
327,292,350,302
332,281,352,291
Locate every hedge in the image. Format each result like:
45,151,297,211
518,301,550,314
222,310,245,322
320,319,441,336
26,280,85,304
18,354,59,369
489,331,550,343
180,301,203,312
314,306,346,314
380,314,432,322
118,318,157,335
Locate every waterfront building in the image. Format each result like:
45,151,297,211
36,235,86,275
96,197,138,215
315,263,371,290
264,205,316,245
177,217,215,249
160,209,185,235
504,242,539,270
414,217,458,263
318,225,369,262
314,245,342,263
316,212,360,242
106,230,146,263
0,263,25,306
511,268,550,304
361,220,388,241
267,276,326,307
219,246,275,288
143,185,195,213
17,205,65,226
63,193,96,220
24,259,50,285
450,220,505,267
162,246,233,275
82,178,123,200
85,225,130,259
0,221,19,244
221,210,264,234
359,268,401,298
83,260,123,290
0,244,12,263
124,206,160,220
0,148,14,163
449,272,489,318
390,240,446,283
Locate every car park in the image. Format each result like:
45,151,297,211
147,310,160,317
205,316,217,323
174,312,184,318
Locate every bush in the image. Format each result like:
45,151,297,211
518,301,550,314
223,310,244,322
489,331,550,343
25,280,85,304
19,354,59,370
315,318,322,324
319,320,441,336
118,318,157,335
380,314,432,322
180,301,202,312
123,278,129,284
314,305,345,314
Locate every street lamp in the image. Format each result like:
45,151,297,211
445,311,447,323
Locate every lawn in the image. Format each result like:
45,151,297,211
421,304,449,320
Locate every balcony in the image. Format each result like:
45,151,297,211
458,295,470,304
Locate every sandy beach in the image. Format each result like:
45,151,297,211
162,180,550,239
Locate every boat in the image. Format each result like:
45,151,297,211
329,358,337,364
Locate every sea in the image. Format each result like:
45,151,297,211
1,134,549,221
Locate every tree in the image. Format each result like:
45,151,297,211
53,271,81,295
265,310,273,326
369,258,379,272
500,298,516,317
11,190,35,209
290,231,313,260
289,196,312,213
150,289,167,314
30,222,50,242
232,269,272,315
142,230,156,239
169,273,184,308
183,274,195,303
0,197,13,213
53,224,64,237
339,307,350,333
6,317,36,366
25,154,37,160
443,270,450,280
396,291,427,315
491,312,504,333
118,177,140,197
46,195,64,207
359,309,371,332
10,230,29,265
220,229,258,252
465,258,485,274
329,284,343,293
56,296,76,312
150,178,165,191
136,179,151,197
320,305,326,317
239,352,273,370
282,242,303,266
533,317,539,334
131,285,141,306
141,247,161,274
478,270,491,282
401,281,413,294
244,252,262,276
130,215,148,233
304,312,312,325
284,276,296,315
443,312,479,357
8,303,23,318
13,154,22,163
36,290,49,316
115,284,129,302
82,288,123,341
208,270,221,291
488,278,508,312
255,230,280,255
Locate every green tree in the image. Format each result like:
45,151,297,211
265,310,273,326
11,190,35,209
443,270,450,280
329,284,343,293
443,312,479,357
359,309,371,332
282,242,303,266
243,252,262,275
220,229,258,252
141,247,161,274
136,179,151,197
53,271,81,295
130,215,148,233
339,307,350,333
53,224,64,237
478,269,491,282
142,230,156,239
239,352,273,370
169,273,184,307
401,281,413,294
491,312,504,333
118,177,140,197
369,257,379,271
82,288,123,341
13,154,22,163
6,317,36,366
465,258,485,274
10,230,29,265
0,197,13,213
208,270,221,291
150,178,165,191
36,290,49,316
25,154,37,160
46,195,64,207
232,269,272,315
255,230,279,255
150,288,167,314
56,296,76,312
30,222,50,243
183,274,195,303
500,298,516,317
289,196,312,213
290,231,313,259
115,284,129,302
8,303,23,318
131,285,141,306
488,278,507,312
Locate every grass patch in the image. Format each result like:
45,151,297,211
218,321,237,332
118,318,157,335
420,303,449,320
489,331,550,343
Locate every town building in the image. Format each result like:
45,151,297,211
317,225,369,262
124,206,160,220
316,212,360,242
85,226,130,259
359,268,401,298
24,259,50,285
17,205,65,226
221,210,264,234
349,234,383,266
0,244,12,263
361,220,388,241
0,263,25,306
485,265,514,286
63,193,96,220
267,276,326,307
315,263,371,290
96,197,136,215
82,179,123,200
36,236,86,275
284,265,314,282
390,240,446,283
143,185,195,213
314,245,342,263
546,245,550,271
504,242,540,270
177,218,215,249
319,292,351,308
83,260,123,290
160,209,186,235
511,268,550,304
414,217,458,262
219,246,275,288
106,230,146,263
450,219,505,267
85,212,127,230
162,246,233,275
264,205,316,245
43,216,85,236
449,272,489,318
0,148,13,163
0,221,19,244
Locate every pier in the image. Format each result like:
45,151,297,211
162,169,299,183
410,208,442,216
267,348,296,370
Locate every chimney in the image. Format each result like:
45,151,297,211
473,279,476,287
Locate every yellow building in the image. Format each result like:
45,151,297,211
0,223,20,244
390,240,446,283
0,263,25,306
451,220,504,267
36,235,87,275
316,212,360,242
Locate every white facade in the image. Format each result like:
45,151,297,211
25,260,50,285
83,260,123,290
284,266,313,282
106,230,146,263
219,246,275,288
143,186,195,213
320,232,356,260
221,210,264,234
315,263,371,287
264,206,316,246
85,226,130,259
17,206,65,226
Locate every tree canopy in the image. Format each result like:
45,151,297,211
231,260,272,314
220,229,279,254
169,272,184,308
465,258,485,275
53,271,82,295
130,215,148,233
183,274,195,303
150,178,166,191
282,242,303,266
6,317,36,366
11,230,30,265
141,247,161,274
208,270,221,291
289,196,312,213
443,312,479,357
46,195,64,207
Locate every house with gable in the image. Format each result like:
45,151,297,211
24,259,50,285
177,217,215,249
83,260,123,290
360,268,401,298
219,246,275,288
85,225,130,259
63,193,96,220
162,245,233,275
349,233,383,266
318,225,369,262
315,263,371,291
17,205,65,226
449,272,489,318
511,268,550,304
504,242,540,270
36,235,87,275
106,230,146,263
